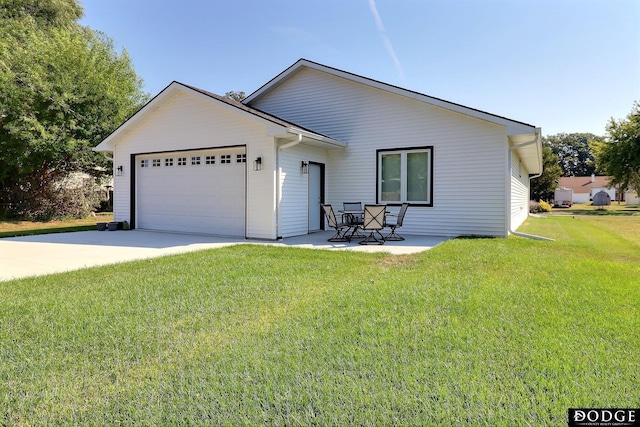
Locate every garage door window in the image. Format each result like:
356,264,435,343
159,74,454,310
236,154,246,163
221,155,231,164
140,159,149,168
206,156,215,165
165,158,173,167
152,159,161,167
178,157,186,166
191,156,201,165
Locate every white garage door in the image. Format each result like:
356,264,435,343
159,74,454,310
136,147,246,236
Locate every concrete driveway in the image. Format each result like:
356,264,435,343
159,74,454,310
0,230,448,282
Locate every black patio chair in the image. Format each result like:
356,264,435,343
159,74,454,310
342,202,365,238
321,204,351,242
384,203,409,241
359,204,387,245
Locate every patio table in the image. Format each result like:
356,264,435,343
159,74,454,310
339,208,390,242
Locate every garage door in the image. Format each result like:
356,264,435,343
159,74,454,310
136,147,246,236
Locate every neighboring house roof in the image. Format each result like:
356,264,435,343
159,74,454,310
557,176,613,193
244,58,542,174
94,81,345,153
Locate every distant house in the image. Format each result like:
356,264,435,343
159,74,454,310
557,175,616,204
625,190,640,206
94,59,542,238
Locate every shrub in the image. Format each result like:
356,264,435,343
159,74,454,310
530,200,552,213
12,173,108,221
538,200,552,212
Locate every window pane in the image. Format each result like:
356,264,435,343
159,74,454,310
407,151,429,202
381,153,401,201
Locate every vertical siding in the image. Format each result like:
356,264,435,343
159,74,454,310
510,151,530,231
111,90,276,238
251,68,508,236
278,145,326,237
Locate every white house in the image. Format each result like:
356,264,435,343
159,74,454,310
557,175,617,204
94,59,542,239
625,190,640,206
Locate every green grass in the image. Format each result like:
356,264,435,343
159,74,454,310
551,202,640,216
0,214,114,238
0,216,638,426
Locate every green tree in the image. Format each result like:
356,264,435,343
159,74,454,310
592,102,640,195
543,132,604,177
0,0,148,218
530,146,563,202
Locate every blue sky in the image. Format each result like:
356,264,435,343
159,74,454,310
79,0,640,136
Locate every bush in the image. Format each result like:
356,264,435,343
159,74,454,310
538,200,552,212
11,173,108,221
530,200,552,213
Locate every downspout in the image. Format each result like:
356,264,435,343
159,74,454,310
275,133,303,239
279,132,303,150
507,129,554,241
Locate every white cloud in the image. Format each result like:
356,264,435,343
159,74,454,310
369,0,404,79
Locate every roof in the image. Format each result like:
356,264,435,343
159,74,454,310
244,58,542,174
558,176,613,193
245,58,539,135
94,81,345,152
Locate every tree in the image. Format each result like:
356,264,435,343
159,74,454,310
0,0,148,218
592,102,640,195
224,91,246,102
530,146,563,201
543,132,604,176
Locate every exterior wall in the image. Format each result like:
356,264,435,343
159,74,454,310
250,68,509,236
278,144,327,237
626,191,640,205
510,151,530,232
111,90,276,238
573,192,590,204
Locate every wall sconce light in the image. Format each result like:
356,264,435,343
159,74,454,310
301,161,309,174
253,157,262,171
116,165,123,176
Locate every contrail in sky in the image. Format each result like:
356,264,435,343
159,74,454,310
369,0,404,79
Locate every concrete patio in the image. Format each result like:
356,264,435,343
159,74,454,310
0,230,449,282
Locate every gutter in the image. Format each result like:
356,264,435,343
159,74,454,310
507,129,554,241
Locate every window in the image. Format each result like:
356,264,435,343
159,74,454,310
236,154,246,163
220,154,231,164
177,157,187,166
165,158,174,167
140,159,149,168
152,159,161,167
191,156,201,165
205,155,215,165
377,147,433,205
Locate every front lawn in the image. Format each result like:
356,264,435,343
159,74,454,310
0,216,638,425
551,202,639,216
0,213,113,238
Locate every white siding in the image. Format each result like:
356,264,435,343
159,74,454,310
111,90,277,239
251,68,508,237
278,144,326,237
573,193,590,203
510,151,530,232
